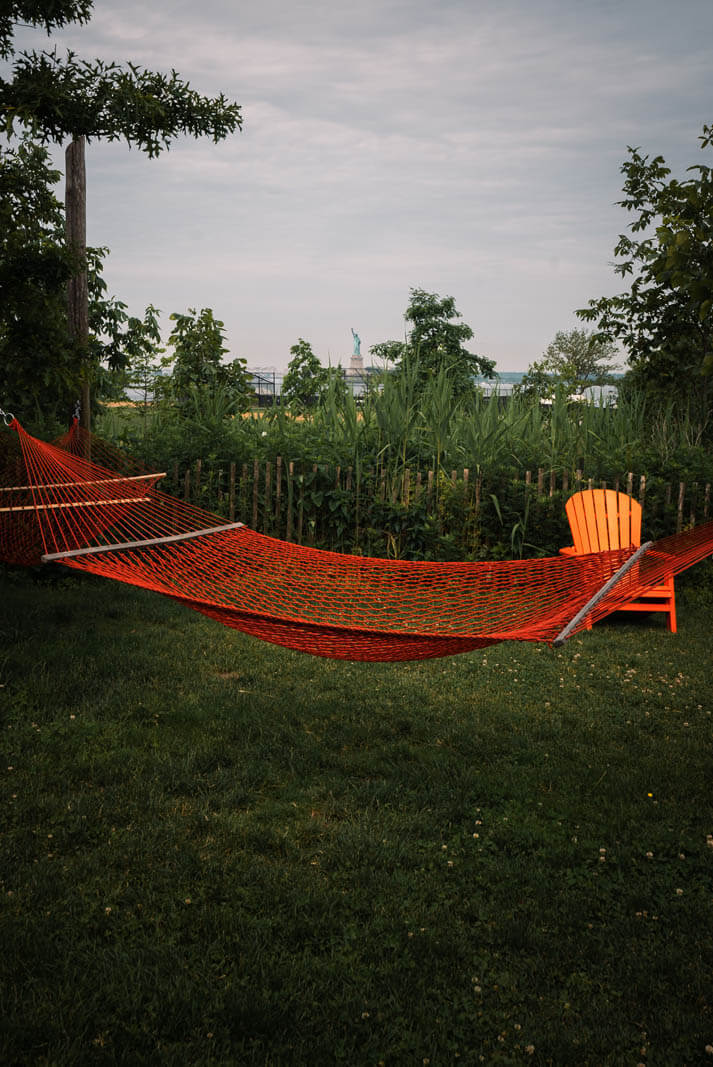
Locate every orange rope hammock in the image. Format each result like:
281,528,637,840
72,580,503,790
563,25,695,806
2,418,713,662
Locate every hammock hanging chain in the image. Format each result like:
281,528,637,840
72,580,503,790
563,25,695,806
1,407,15,427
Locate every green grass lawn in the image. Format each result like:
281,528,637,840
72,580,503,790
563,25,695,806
1,564,712,1065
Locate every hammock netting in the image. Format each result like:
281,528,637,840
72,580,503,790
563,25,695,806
2,418,713,661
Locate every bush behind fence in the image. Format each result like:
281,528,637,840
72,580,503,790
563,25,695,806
172,457,712,561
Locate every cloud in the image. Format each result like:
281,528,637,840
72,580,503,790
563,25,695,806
7,0,713,370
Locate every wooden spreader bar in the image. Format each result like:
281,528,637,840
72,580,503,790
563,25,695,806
41,522,245,563
553,541,653,647
0,472,165,492
1,496,151,513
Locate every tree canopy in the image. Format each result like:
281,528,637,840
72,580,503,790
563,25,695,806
281,339,330,410
3,48,240,154
160,308,253,416
519,328,619,400
370,288,494,398
0,135,160,428
0,0,242,428
577,123,713,411
0,1,92,60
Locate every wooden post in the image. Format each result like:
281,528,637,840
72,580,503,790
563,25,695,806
297,464,304,544
286,461,294,541
229,462,236,521
311,464,318,544
705,482,711,520
275,456,282,534
549,470,556,498
537,468,544,494
65,136,90,434
194,459,202,505
252,459,259,530
677,482,685,533
240,462,248,524
183,468,191,502
264,461,272,534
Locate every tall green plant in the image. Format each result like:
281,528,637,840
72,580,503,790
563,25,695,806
418,369,461,481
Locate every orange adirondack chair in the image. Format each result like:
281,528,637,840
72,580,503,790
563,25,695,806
560,489,676,632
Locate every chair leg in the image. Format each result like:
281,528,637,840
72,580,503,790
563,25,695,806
667,575,677,634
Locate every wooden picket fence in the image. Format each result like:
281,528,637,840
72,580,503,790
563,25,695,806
169,458,712,557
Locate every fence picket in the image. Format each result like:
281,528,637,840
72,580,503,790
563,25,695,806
297,463,304,544
252,459,259,530
229,462,236,521
264,461,272,535
240,463,248,524
275,456,282,535
286,461,294,541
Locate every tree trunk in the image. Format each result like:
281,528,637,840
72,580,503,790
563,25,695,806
65,135,90,432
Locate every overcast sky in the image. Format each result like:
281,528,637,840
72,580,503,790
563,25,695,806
10,0,713,373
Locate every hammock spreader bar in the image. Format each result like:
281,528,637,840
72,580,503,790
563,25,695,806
0,495,151,513
0,472,166,492
41,522,245,562
552,541,653,647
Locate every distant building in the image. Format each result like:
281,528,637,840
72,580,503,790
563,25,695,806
578,384,619,407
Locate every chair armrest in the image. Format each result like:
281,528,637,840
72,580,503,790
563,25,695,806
559,546,578,556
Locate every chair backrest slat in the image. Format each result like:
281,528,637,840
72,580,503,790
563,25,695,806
565,489,642,553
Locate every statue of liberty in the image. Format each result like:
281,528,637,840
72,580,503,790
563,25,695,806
351,328,361,357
